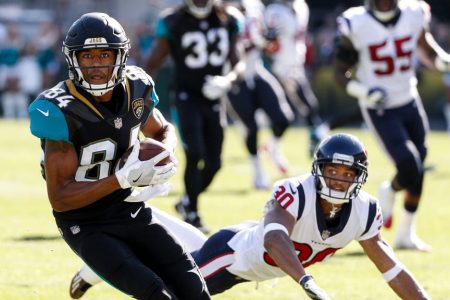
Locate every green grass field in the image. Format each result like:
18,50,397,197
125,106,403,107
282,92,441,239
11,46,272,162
1,119,449,299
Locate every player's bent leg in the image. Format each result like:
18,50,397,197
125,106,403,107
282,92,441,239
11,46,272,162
192,228,248,295
80,235,176,299
157,252,210,300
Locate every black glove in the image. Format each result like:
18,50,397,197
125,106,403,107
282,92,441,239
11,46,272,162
299,275,331,300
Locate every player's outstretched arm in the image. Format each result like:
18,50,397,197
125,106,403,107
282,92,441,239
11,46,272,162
359,234,430,300
263,200,331,300
418,29,450,73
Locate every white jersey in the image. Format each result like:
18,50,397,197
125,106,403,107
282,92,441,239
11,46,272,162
239,0,266,78
226,175,383,281
338,0,431,109
264,0,309,79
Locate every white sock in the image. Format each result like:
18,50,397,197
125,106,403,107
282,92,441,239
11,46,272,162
151,206,207,252
79,264,102,285
250,155,263,173
396,209,416,238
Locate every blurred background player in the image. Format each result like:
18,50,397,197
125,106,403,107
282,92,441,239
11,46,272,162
224,0,294,188
263,0,325,157
146,0,245,232
71,133,430,300
29,12,209,299
334,0,450,251
443,72,450,133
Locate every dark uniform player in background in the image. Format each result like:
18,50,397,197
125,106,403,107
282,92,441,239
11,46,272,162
147,0,245,232
28,13,210,300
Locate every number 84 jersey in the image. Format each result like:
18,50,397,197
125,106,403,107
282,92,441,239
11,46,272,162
226,175,383,282
337,0,431,109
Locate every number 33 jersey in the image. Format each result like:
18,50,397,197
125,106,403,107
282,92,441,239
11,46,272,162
155,6,242,97
226,175,383,282
337,0,431,109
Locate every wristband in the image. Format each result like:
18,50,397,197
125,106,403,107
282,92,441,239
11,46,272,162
299,274,313,286
263,223,289,237
382,264,403,282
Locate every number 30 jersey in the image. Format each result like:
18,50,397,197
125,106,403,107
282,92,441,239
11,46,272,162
28,66,158,221
337,0,431,109
155,6,242,97
226,175,383,282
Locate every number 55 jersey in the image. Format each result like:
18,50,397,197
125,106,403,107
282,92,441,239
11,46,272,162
224,175,383,282
337,0,431,109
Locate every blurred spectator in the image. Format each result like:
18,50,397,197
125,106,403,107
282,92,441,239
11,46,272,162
35,21,61,89
18,43,43,104
0,22,26,119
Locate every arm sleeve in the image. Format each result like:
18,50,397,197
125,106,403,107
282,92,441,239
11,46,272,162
155,16,170,39
28,99,70,143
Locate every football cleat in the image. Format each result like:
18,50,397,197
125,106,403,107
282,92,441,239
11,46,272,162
185,212,210,235
393,233,432,252
175,195,190,219
260,140,289,175
70,272,92,299
378,181,396,228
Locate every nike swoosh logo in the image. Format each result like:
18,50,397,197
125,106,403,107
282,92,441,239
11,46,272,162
289,184,297,195
37,108,49,117
132,173,142,183
130,207,142,218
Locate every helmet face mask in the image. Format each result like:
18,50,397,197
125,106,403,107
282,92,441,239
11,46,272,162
312,134,368,205
366,0,399,22
62,13,130,97
184,0,215,18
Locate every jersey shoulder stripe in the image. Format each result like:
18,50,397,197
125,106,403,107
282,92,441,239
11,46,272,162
362,197,377,236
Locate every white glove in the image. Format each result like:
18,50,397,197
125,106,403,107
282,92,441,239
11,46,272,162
202,75,232,100
299,275,331,300
115,141,177,189
435,55,450,72
367,87,387,108
124,182,173,202
346,80,387,108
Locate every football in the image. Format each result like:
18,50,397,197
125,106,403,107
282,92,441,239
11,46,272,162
118,138,171,168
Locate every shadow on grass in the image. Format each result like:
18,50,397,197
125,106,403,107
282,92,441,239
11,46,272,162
13,235,61,242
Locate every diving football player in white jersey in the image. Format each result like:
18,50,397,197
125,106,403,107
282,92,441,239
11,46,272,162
264,0,324,156
70,133,429,300
334,0,450,251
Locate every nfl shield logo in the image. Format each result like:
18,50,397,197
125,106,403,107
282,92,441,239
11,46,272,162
114,117,123,129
